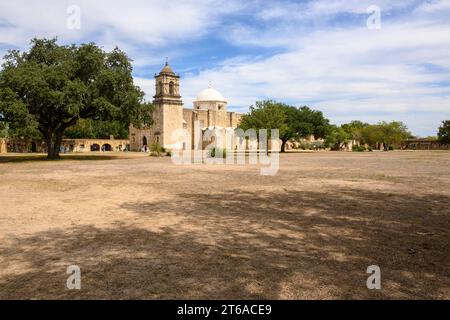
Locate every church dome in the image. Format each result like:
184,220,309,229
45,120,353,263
196,85,226,102
160,62,175,75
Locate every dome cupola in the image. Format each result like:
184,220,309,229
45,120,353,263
196,84,226,102
193,83,227,111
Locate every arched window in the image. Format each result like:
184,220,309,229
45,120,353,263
159,82,163,95
169,81,174,95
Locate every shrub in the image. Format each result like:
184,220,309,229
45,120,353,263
352,145,366,152
149,143,166,157
208,147,227,158
295,142,312,150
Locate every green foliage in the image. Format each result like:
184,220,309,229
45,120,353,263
286,106,330,143
437,120,450,144
324,125,351,150
361,121,411,150
0,38,153,159
239,100,330,152
64,118,129,139
208,147,227,159
149,143,167,157
352,145,366,152
0,121,7,138
239,100,288,137
342,120,369,141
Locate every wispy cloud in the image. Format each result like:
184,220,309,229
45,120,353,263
1,0,449,136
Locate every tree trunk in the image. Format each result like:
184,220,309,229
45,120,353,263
46,130,63,160
46,131,56,159
44,118,78,159
281,139,287,153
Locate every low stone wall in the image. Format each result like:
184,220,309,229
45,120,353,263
402,140,450,150
0,138,130,153
60,139,130,153
1,139,47,153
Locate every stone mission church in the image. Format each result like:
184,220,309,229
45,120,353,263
129,62,242,151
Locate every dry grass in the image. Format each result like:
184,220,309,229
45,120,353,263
0,151,449,299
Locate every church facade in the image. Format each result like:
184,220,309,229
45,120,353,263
129,62,242,151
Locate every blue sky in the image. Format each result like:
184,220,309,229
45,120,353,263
0,0,449,136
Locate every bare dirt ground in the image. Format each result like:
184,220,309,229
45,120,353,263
0,151,449,299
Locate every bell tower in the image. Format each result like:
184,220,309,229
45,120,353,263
152,60,183,149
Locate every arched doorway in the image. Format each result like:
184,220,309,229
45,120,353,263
91,144,100,152
102,144,112,152
31,141,37,153
143,136,148,146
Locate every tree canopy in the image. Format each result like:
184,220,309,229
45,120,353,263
341,120,369,141
437,120,450,144
324,125,351,150
64,119,129,139
359,121,412,150
239,100,329,152
0,38,153,158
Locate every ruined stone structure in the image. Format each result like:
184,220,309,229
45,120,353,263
402,139,449,150
60,139,130,152
129,62,242,151
0,138,47,153
0,138,129,153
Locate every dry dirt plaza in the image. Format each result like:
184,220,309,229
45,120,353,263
0,151,449,299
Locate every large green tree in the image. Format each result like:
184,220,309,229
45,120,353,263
362,121,411,150
288,106,330,146
437,120,450,144
0,38,153,159
239,101,330,152
239,100,288,151
341,120,369,142
324,125,351,150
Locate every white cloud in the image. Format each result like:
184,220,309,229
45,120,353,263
1,0,449,136
0,0,244,50
176,1,450,136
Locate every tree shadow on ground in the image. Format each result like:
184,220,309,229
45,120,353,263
0,188,449,299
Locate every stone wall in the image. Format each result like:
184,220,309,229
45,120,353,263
1,139,47,153
162,103,183,149
402,139,450,150
60,139,130,152
0,138,130,154
0,138,7,153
